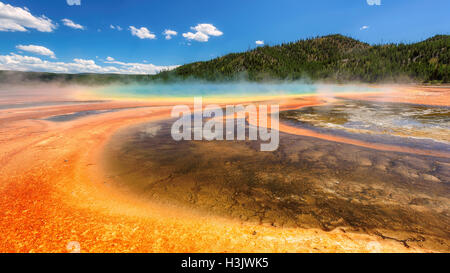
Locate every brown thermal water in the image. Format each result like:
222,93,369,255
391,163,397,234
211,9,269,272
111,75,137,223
103,99,450,252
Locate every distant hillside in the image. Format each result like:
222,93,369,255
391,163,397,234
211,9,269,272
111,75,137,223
159,34,450,83
0,70,153,85
1,34,449,85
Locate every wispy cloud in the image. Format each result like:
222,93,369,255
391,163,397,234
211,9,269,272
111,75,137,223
163,29,177,40
182,23,223,42
366,0,381,6
0,53,179,74
16,45,56,59
66,0,81,6
104,58,179,74
0,1,56,32
255,40,264,45
61,18,84,30
360,25,369,30
129,26,156,39
110,25,123,31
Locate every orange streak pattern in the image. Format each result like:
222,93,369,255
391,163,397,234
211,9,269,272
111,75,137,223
0,86,448,253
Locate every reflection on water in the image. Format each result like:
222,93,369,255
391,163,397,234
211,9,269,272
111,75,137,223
103,112,450,251
281,100,450,143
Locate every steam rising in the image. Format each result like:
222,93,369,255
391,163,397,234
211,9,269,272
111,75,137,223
92,81,383,100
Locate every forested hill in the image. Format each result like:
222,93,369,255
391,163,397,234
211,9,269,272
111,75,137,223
158,34,449,83
1,34,448,85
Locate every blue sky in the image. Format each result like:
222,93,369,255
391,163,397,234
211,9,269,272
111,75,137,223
0,0,448,74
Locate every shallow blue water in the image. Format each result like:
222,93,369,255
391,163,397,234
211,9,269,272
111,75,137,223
94,82,380,98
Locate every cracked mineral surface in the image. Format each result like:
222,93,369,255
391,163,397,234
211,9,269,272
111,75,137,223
103,106,450,251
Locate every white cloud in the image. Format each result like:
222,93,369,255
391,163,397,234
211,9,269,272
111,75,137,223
182,23,223,42
182,31,209,42
0,1,56,32
367,0,381,6
61,18,84,30
16,45,56,59
163,29,177,40
104,59,179,74
129,26,156,39
360,25,369,30
106,56,114,61
110,24,122,31
255,40,264,45
66,0,81,6
192,24,223,36
73,58,95,65
0,53,179,74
